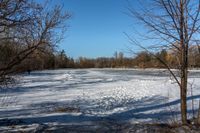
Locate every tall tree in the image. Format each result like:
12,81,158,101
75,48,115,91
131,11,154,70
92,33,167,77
128,0,200,124
0,0,70,82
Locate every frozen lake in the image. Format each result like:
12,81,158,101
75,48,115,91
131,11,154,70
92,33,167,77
0,69,200,131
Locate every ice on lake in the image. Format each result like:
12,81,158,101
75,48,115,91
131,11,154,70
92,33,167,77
0,69,200,127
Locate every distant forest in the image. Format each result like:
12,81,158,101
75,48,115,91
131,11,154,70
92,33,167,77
1,43,200,72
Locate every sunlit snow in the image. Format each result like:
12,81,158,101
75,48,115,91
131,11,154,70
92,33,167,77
0,69,200,129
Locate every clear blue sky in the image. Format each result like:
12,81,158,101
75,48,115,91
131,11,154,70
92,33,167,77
52,0,140,59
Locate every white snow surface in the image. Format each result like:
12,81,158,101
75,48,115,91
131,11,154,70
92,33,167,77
0,69,200,129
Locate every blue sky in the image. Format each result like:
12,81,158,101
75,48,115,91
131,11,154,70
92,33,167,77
52,0,140,59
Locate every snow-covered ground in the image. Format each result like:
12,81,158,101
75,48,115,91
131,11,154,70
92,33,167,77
0,69,200,131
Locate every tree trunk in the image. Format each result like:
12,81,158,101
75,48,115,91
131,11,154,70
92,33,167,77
180,0,188,124
180,68,188,124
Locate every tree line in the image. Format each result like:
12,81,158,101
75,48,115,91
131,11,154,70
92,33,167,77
2,46,199,71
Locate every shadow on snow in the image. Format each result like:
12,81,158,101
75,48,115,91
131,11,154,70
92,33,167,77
0,94,200,127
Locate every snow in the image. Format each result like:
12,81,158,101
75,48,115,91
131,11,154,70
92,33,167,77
0,69,200,131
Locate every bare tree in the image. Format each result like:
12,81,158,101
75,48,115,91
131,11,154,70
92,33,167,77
127,0,200,124
0,0,71,82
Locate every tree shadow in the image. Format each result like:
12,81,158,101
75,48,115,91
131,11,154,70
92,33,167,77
0,94,200,128
107,94,200,122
